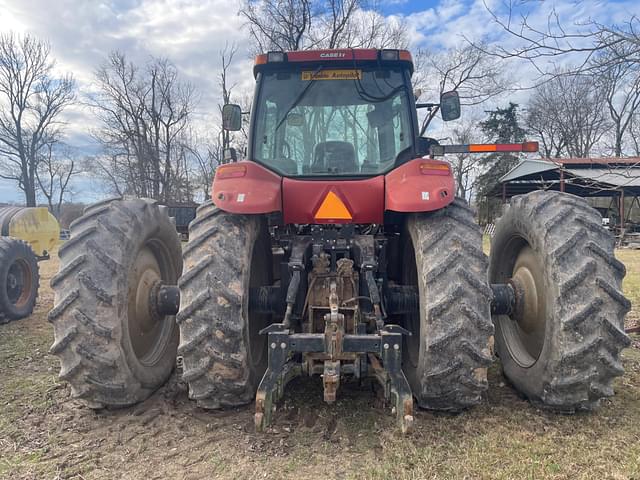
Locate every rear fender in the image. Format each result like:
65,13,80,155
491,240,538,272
211,161,282,214
385,158,455,212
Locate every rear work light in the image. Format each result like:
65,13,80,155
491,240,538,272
216,165,246,179
420,161,451,175
267,51,286,62
380,49,400,61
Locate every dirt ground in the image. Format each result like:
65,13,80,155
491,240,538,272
1,247,639,480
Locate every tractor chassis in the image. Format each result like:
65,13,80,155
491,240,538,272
154,227,517,434
250,229,415,433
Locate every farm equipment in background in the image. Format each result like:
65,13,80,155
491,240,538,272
0,207,59,323
166,204,197,240
49,49,630,432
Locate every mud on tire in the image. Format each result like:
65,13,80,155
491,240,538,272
403,198,494,411
177,201,271,409
49,198,182,408
0,237,39,323
490,191,631,411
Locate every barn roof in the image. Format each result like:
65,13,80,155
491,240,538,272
491,157,640,198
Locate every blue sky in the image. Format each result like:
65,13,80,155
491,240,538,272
0,0,638,204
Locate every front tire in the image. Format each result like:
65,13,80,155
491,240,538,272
402,199,494,411
177,201,272,409
49,198,182,408
489,191,631,411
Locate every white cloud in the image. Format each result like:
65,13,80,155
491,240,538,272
1,0,640,203
0,0,255,138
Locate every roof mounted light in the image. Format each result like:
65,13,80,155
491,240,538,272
267,51,286,62
380,49,400,61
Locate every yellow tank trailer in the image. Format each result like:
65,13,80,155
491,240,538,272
0,207,60,322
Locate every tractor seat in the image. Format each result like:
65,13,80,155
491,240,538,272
311,141,357,174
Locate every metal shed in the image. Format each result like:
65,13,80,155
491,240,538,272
490,157,640,234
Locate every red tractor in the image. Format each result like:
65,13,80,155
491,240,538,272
50,49,630,433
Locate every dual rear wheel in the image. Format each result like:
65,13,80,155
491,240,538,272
49,192,630,414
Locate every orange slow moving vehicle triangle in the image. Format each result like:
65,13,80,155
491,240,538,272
314,190,352,220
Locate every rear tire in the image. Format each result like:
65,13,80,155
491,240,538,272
49,198,182,408
402,199,494,411
177,201,271,409
0,237,39,322
489,191,631,411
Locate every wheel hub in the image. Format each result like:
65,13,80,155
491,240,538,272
136,269,162,333
7,272,18,290
502,245,546,367
511,264,540,334
6,260,30,307
128,247,165,361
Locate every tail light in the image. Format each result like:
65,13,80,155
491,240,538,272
420,161,451,175
216,165,246,179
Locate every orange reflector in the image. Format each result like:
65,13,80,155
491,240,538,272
469,144,497,152
216,165,246,179
420,161,450,175
314,191,352,220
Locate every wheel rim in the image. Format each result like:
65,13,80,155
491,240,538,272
6,259,32,308
127,244,175,366
499,242,547,368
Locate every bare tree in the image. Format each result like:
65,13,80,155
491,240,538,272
415,44,509,133
479,6,640,158
525,82,568,158
36,143,80,218
629,112,640,156
311,0,407,49
554,73,610,158
219,43,238,153
591,46,640,156
317,0,360,49
524,89,567,158
89,52,196,202
0,33,75,206
239,0,407,53
480,4,640,75
240,0,312,53
183,129,223,201
449,118,484,201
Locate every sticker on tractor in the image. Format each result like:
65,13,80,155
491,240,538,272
421,191,430,200
301,69,362,81
237,193,245,203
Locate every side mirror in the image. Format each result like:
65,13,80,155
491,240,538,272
222,104,242,131
440,90,461,122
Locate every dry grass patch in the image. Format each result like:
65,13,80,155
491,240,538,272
0,246,638,479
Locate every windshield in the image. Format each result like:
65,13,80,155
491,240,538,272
252,68,413,176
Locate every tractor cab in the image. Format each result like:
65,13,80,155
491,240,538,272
215,49,467,223
223,49,460,179
249,50,418,177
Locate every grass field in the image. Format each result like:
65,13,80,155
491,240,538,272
0,245,638,479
